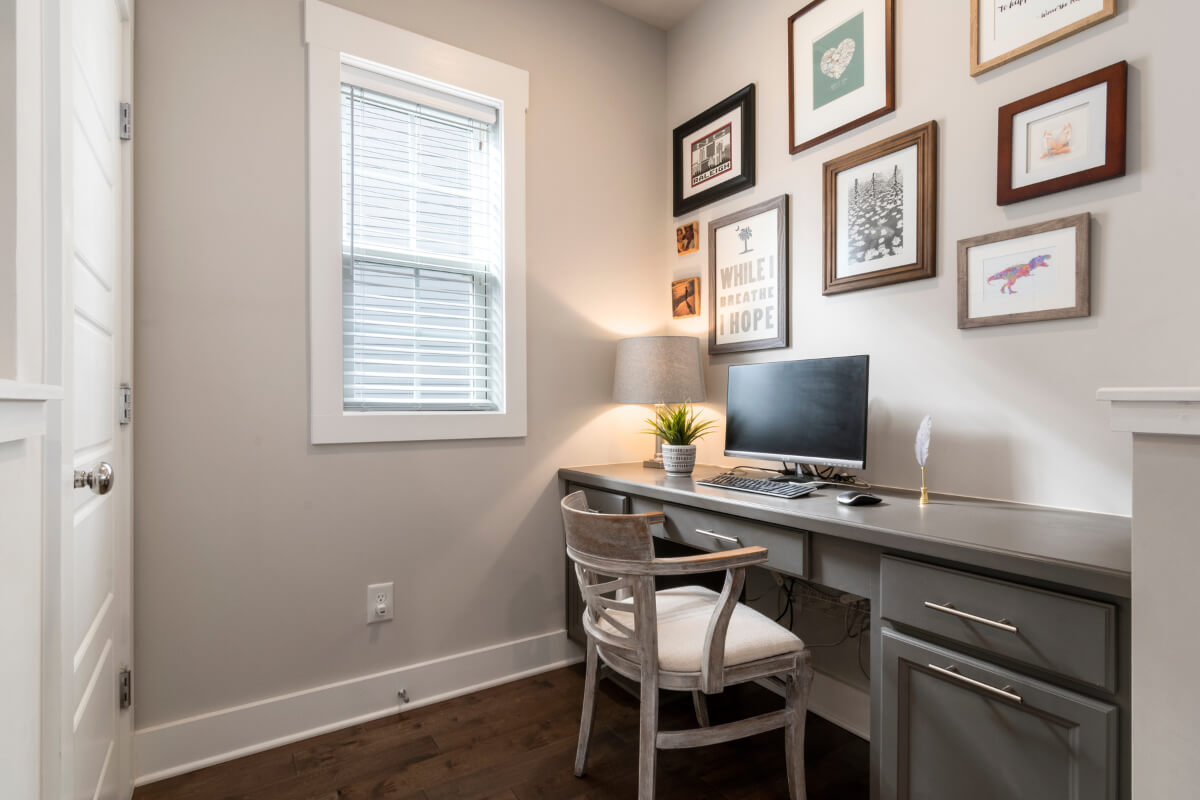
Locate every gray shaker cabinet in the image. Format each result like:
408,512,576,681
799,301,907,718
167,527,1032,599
880,629,1117,800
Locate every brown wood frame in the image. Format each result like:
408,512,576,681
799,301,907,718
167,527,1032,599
822,121,937,296
997,61,1127,206
970,0,1116,77
788,0,895,154
957,213,1091,330
707,194,790,355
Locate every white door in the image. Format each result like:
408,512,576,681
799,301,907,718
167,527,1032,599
48,0,135,797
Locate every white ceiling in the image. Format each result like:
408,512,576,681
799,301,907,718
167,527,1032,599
594,0,706,30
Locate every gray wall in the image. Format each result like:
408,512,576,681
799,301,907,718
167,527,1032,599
133,0,667,728
667,0,1199,515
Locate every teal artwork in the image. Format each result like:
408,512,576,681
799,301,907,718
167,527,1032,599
812,13,865,111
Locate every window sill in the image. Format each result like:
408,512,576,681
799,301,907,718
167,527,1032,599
311,409,526,444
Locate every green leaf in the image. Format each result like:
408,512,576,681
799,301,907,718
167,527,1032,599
642,403,717,445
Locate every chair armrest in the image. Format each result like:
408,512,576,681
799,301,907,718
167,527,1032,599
645,546,768,576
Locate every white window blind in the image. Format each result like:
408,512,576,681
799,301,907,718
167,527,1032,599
341,73,504,412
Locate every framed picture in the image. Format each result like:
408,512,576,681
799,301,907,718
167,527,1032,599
822,121,937,295
676,221,700,255
708,194,789,354
788,0,895,154
998,61,1127,206
958,213,1090,329
673,85,756,217
672,277,701,319
971,0,1116,77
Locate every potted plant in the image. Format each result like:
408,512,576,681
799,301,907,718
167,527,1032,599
644,404,717,476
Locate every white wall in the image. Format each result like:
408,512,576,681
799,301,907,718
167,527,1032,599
667,0,1200,516
133,0,666,743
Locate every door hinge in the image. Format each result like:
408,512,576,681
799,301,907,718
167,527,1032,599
119,383,132,425
119,102,132,141
118,667,133,710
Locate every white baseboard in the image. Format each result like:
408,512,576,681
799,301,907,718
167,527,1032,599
133,629,583,787
807,670,870,741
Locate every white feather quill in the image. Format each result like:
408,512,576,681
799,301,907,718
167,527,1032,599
914,415,932,467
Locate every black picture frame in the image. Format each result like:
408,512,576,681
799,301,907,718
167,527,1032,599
672,84,756,218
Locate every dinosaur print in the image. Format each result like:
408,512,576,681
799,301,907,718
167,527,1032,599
987,254,1051,294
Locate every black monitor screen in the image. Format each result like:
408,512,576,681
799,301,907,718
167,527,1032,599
725,355,869,469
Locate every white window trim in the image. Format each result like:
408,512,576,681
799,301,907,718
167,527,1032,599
304,0,528,444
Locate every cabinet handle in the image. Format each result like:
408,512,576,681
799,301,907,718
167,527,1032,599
927,664,1023,704
923,601,1018,633
694,528,741,545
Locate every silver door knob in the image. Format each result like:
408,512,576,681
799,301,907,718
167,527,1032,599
74,462,114,495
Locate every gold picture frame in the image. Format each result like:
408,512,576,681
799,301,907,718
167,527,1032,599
970,0,1116,77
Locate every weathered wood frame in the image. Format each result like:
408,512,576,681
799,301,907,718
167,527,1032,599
561,492,814,800
997,61,1127,206
787,0,896,154
970,0,1117,77
707,193,790,355
822,121,937,296
956,212,1091,330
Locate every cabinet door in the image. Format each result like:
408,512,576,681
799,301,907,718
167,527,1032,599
881,629,1117,800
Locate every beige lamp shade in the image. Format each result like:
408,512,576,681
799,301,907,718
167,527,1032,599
613,336,706,405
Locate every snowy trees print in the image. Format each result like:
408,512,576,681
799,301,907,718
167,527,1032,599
848,164,903,263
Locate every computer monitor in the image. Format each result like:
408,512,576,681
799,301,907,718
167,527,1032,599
724,355,869,471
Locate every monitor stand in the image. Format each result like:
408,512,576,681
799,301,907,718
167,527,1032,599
769,462,856,486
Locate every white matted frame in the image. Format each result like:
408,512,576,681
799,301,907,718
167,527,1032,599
304,0,528,443
971,0,1116,77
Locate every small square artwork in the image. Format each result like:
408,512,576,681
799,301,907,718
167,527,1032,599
672,277,701,318
690,124,732,188
958,214,1090,329
676,221,700,255
812,13,865,110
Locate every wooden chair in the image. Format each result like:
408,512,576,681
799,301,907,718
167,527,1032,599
561,491,814,799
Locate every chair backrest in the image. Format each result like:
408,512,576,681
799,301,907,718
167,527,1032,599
561,491,658,662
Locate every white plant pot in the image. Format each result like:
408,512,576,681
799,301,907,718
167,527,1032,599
661,444,698,476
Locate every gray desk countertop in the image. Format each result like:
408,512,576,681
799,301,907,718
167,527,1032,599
559,463,1132,598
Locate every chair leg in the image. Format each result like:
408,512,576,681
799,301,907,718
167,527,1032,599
574,638,600,777
691,691,710,727
785,651,814,800
638,672,660,800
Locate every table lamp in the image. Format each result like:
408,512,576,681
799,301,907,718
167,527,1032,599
613,335,707,469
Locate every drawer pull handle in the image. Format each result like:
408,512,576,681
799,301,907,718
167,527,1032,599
924,601,1018,633
927,664,1023,704
694,528,742,545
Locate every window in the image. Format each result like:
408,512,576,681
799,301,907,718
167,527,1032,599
341,70,502,412
305,1,528,443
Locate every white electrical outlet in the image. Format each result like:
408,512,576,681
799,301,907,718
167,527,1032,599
367,582,393,624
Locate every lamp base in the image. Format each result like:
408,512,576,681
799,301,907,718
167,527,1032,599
643,457,665,469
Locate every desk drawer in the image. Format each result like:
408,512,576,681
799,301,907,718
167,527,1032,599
661,504,808,579
565,484,630,514
881,556,1116,691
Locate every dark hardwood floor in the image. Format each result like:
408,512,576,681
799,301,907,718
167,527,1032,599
134,665,868,799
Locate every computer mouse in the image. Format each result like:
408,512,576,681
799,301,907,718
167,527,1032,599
838,491,882,506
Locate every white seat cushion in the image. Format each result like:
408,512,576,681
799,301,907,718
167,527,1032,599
598,585,805,673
